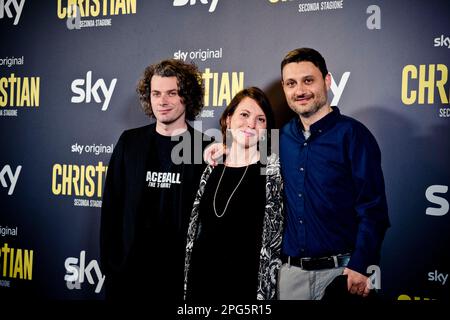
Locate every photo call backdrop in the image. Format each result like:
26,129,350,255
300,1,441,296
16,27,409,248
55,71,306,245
1,0,449,301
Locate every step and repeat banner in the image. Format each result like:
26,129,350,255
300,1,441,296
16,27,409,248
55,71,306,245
1,0,449,301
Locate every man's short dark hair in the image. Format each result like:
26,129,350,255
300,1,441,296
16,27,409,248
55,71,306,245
281,48,328,78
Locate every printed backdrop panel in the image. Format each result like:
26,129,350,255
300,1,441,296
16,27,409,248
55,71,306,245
1,0,449,301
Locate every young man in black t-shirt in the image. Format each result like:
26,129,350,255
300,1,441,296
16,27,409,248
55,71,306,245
100,59,211,301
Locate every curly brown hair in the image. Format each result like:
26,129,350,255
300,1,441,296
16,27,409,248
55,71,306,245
136,59,204,120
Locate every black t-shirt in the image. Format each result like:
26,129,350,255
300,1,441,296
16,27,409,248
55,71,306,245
144,133,184,232
133,130,205,300
188,162,266,302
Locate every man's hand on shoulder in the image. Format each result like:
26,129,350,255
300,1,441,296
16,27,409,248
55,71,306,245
203,142,227,166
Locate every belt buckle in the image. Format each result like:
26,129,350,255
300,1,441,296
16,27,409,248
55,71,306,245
289,256,304,269
300,257,311,269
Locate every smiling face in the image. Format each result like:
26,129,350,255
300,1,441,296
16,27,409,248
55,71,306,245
226,97,267,149
150,75,186,130
282,61,331,118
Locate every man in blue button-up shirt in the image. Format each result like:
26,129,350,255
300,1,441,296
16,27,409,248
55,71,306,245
278,48,390,300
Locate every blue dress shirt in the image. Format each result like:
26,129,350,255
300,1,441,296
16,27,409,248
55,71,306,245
280,107,390,274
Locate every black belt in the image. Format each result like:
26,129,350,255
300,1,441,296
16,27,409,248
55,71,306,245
281,253,351,270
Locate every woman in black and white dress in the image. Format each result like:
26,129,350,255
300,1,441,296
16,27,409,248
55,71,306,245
184,87,283,301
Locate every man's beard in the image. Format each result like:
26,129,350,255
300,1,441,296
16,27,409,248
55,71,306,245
296,94,327,118
299,101,323,118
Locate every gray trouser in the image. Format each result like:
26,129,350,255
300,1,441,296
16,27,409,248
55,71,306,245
278,263,344,300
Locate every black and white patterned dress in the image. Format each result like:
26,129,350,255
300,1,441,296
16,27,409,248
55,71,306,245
184,154,283,301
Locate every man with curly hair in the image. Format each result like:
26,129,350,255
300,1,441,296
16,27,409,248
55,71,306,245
101,59,210,301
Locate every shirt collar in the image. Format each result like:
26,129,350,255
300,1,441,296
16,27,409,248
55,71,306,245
296,106,341,136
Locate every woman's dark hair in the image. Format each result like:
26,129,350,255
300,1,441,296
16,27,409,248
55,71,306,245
219,86,275,146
